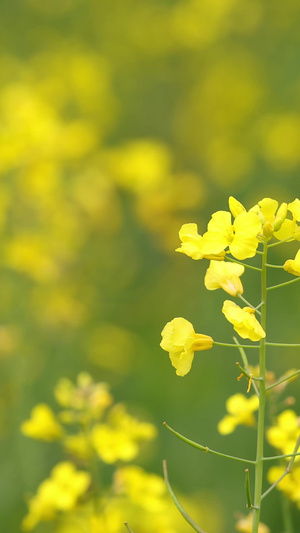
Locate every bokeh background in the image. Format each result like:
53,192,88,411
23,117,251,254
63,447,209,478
1,0,300,531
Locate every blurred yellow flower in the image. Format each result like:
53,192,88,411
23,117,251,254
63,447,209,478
92,404,156,463
283,249,300,276
218,394,259,435
22,462,90,531
266,409,300,457
114,465,166,512
176,223,225,260
160,317,213,376
63,433,92,461
204,260,244,296
21,404,63,441
267,464,300,506
200,210,261,260
222,300,265,341
235,513,270,533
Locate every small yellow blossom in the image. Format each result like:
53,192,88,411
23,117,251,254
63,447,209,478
222,300,265,341
54,374,113,420
160,317,213,376
288,198,300,221
250,197,288,237
21,404,63,441
91,404,156,463
176,223,225,260
218,394,259,435
200,210,261,260
114,465,166,512
63,433,92,460
283,249,300,276
267,464,300,506
235,513,270,533
22,462,91,531
266,409,300,457
228,196,246,218
204,260,244,296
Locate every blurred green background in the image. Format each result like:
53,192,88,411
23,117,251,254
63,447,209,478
1,0,300,531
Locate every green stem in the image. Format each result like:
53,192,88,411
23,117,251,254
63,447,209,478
268,238,294,247
238,294,261,315
226,256,262,271
213,341,259,349
163,460,206,533
267,277,300,291
124,523,135,533
252,240,268,532
265,343,300,347
163,422,255,464
263,452,300,461
266,263,283,269
266,369,300,391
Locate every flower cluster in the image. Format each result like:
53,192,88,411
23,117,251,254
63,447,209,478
161,196,300,376
21,373,157,531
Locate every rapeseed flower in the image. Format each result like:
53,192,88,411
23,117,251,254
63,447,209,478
21,404,63,441
176,223,225,260
266,409,300,457
283,249,300,276
160,317,213,376
91,404,156,463
222,300,265,341
204,260,244,296
218,394,259,435
22,462,90,531
267,464,300,506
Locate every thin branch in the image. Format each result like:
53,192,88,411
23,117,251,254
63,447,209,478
163,422,255,464
226,256,262,271
214,341,259,349
261,434,300,500
238,294,261,315
124,523,135,533
163,460,207,533
267,277,300,291
266,370,300,391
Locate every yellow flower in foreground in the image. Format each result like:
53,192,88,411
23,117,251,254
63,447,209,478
222,300,265,341
283,249,300,276
21,404,63,441
176,223,225,260
235,513,270,533
200,210,261,260
22,462,91,531
288,198,300,221
266,409,300,457
204,260,244,296
218,394,259,435
160,317,213,376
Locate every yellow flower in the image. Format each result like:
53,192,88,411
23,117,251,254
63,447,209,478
235,513,270,533
204,260,244,296
22,462,91,531
283,249,300,276
63,433,92,460
218,394,259,435
91,404,156,463
266,409,300,457
200,210,261,260
176,223,225,260
21,404,63,441
114,465,166,512
160,317,213,376
288,198,300,221
267,464,300,505
228,196,246,218
222,300,265,341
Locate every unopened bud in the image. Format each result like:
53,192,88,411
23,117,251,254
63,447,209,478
263,221,274,238
273,202,288,231
228,196,246,218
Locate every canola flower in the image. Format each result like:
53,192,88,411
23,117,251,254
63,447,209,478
222,300,265,342
21,404,63,441
160,317,213,376
218,394,259,435
22,462,91,531
161,195,300,533
266,410,300,458
204,260,244,296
